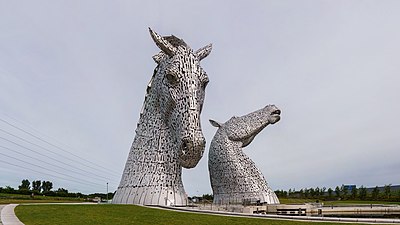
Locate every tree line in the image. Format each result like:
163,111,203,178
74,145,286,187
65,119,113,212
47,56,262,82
274,184,400,202
0,179,114,200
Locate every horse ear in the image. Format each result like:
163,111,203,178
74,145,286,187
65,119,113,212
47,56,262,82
209,119,221,128
195,43,212,61
152,52,166,64
149,27,177,56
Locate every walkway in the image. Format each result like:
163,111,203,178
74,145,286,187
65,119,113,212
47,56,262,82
0,204,24,225
0,205,4,225
153,205,400,224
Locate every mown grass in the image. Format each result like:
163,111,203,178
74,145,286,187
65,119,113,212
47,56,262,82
15,204,387,225
0,193,85,204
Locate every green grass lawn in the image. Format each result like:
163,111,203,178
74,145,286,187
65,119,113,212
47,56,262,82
15,204,389,225
0,193,85,204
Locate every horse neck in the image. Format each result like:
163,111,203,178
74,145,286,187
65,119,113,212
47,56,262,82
133,95,184,191
136,100,161,136
135,92,178,160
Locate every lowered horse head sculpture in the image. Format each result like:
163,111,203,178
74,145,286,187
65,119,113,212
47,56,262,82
112,28,212,206
208,105,281,204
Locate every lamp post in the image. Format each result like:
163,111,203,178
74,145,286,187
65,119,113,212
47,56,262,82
106,182,109,203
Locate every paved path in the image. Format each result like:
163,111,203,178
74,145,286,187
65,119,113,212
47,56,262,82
0,204,24,225
153,205,400,224
0,205,5,225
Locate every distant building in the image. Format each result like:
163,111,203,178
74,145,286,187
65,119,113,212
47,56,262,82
92,196,101,202
343,185,356,191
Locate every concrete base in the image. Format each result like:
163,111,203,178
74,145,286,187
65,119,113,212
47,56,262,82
243,204,315,216
322,204,400,217
242,203,400,218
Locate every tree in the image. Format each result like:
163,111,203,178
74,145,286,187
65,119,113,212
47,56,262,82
384,184,391,200
275,190,287,198
18,179,30,191
335,186,341,198
32,180,41,193
315,187,320,198
56,188,68,193
202,194,213,201
55,188,69,196
327,188,333,199
41,181,53,193
341,185,349,200
350,187,358,200
304,188,310,198
4,186,15,193
397,189,400,201
359,185,367,200
309,188,316,198
321,187,327,197
371,186,380,200
299,189,304,198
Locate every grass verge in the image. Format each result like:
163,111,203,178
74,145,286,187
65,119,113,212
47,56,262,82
0,193,85,204
15,204,387,225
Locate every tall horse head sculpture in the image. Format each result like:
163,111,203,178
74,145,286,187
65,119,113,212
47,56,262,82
112,28,212,206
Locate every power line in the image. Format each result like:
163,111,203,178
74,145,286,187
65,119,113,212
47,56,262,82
0,121,120,176
0,166,114,194
0,127,119,177
0,116,121,174
0,135,118,183
0,153,105,187
0,145,118,184
0,159,105,193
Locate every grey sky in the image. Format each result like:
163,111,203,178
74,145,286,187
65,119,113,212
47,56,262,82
0,1,399,195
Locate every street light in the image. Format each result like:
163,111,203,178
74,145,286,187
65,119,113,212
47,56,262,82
106,182,109,203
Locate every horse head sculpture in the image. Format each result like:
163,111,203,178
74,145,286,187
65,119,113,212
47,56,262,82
113,28,212,206
149,28,211,168
210,105,281,148
208,105,281,204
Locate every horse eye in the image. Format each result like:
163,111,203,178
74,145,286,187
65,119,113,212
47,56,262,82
166,73,179,85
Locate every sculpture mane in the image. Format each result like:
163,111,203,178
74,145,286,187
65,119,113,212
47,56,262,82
112,28,212,206
208,105,281,204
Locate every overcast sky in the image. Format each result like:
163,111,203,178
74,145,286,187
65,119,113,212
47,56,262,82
0,1,399,195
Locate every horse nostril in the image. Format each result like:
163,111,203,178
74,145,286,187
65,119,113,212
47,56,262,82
272,110,281,115
181,138,205,151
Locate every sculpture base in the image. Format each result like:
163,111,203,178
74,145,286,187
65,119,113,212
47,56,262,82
213,192,280,205
112,186,188,206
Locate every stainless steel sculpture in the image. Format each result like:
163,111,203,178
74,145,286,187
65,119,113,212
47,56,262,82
208,105,281,204
112,28,212,206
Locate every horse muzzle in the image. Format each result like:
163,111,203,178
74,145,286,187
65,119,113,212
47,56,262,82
179,136,206,168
